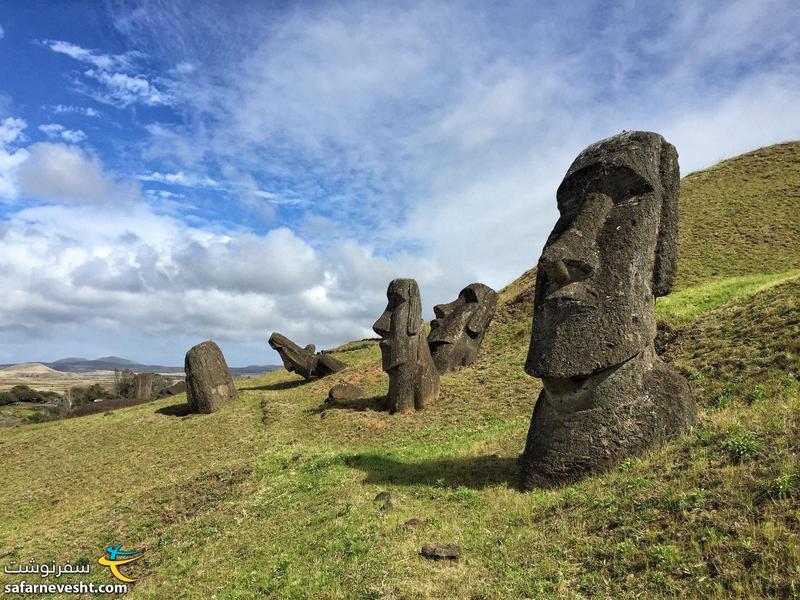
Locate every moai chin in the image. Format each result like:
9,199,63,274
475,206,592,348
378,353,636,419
428,283,498,374
520,131,696,490
373,278,440,413
268,332,345,379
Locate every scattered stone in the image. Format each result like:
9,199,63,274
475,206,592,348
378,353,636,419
381,498,396,511
184,340,237,414
403,518,422,529
268,332,346,379
160,380,187,397
421,542,460,560
372,279,440,413
327,383,363,404
520,131,696,490
132,372,171,402
374,491,391,501
291,453,301,462
428,283,498,374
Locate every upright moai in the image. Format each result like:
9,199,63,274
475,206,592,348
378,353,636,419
520,131,696,490
268,332,346,379
428,282,498,374
372,278,440,413
184,340,237,414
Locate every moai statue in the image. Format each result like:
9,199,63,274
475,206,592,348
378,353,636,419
373,278,440,413
520,131,696,490
428,282,498,374
268,332,346,379
184,340,237,414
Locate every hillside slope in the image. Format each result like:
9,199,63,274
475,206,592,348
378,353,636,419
676,141,800,289
1,143,799,599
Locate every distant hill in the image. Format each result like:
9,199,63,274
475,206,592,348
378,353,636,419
0,363,67,377
6,356,281,377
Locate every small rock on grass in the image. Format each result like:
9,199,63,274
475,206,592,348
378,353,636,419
403,518,422,529
374,491,391,501
421,542,460,560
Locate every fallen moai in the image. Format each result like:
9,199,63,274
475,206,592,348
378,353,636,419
268,332,345,379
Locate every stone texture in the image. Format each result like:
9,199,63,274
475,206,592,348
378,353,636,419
268,332,345,379
160,380,187,397
327,383,364,404
428,282,498,374
132,372,171,402
372,278,440,413
421,543,460,560
520,131,696,490
184,340,237,414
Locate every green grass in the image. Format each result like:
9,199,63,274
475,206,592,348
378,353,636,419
657,269,800,324
1,142,799,598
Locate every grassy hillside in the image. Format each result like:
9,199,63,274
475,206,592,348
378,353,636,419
676,141,800,289
1,143,799,599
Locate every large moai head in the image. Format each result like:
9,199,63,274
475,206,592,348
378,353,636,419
519,131,694,489
372,278,423,371
373,278,440,413
526,130,679,378
428,283,498,374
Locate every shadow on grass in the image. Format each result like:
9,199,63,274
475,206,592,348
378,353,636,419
155,403,191,417
240,379,307,391
343,452,518,489
309,394,387,414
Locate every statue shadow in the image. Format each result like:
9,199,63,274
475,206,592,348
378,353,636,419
155,403,191,417
240,379,307,391
310,394,387,414
343,453,518,490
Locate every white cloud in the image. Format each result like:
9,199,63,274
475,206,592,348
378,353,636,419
53,104,100,117
0,24,5,40
38,123,87,144
44,39,171,108
138,170,220,188
0,117,29,200
17,143,136,205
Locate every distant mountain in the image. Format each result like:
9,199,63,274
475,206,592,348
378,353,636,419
41,356,279,376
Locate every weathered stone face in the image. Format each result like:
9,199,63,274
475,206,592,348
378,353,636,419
268,332,345,379
526,130,680,378
520,131,695,489
372,278,440,413
184,340,237,414
428,283,498,374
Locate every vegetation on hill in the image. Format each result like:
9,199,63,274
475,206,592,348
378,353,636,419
0,143,798,598
676,141,800,289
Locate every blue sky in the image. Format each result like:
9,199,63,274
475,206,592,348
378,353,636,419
0,0,799,366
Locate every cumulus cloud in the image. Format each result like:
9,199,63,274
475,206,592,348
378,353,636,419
39,123,87,144
17,143,137,204
0,117,29,200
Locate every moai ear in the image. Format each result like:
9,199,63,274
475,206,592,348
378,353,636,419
407,280,422,336
467,289,498,335
653,139,680,297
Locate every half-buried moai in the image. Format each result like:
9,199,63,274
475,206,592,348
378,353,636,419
184,340,237,414
428,282,498,374
373,278,440,413
519,131,696,490
268,332,345,379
